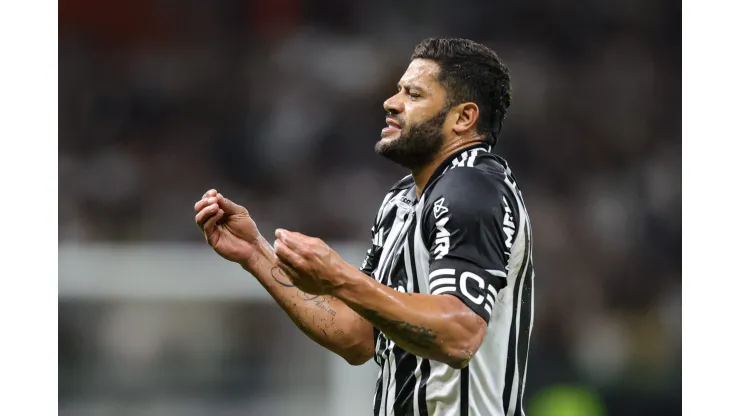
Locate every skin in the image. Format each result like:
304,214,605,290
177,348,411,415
194,59,488,368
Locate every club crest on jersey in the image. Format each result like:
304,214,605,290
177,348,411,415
432,197,451,259
433,197,449,219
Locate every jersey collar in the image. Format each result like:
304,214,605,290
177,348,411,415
420,142,491,197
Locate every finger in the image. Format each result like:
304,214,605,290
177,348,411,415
274,238,306,270
202,208,225,236
202,189,218,199
195,203,219,228
275,229,307,251
217,193,247,215
194,196,217,213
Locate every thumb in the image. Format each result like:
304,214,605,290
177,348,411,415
217,193,247,215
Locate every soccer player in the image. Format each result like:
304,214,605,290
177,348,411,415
194,38,534,416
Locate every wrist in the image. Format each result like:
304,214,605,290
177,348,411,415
331,263,368,304
239,234,273,272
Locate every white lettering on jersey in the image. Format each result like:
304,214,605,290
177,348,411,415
502,196,516,249
432,197,451,260
433,216,451,260
460,271,485,305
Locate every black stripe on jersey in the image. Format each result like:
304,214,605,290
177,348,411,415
502,220,531,415
376,333,395,416
514,260,534,415
374,329,388,416
393,220,420,415
374,371,383,416
392,350,417,414
418,359,431,416
373,328,383,365
407,217,420,293
461,367,469,416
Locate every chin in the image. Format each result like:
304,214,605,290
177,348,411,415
375,137,397,156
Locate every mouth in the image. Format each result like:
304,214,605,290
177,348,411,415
381,118,402,137
386,118,402,129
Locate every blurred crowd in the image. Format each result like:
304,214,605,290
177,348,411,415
59,0,681,414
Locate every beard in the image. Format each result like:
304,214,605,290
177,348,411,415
375,107,448,170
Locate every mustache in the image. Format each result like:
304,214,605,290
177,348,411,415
386,114,405,127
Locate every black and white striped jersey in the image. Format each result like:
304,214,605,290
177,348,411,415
360,143,535,416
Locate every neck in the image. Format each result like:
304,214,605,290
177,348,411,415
411,137,485,199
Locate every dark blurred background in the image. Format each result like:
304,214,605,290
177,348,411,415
58,0,681,414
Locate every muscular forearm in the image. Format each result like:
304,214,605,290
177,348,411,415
242,236,374,365
333,268,485,369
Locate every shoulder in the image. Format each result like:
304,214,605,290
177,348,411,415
425,154,511,208
389,174,415,192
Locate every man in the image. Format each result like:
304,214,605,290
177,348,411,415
194,38,534,416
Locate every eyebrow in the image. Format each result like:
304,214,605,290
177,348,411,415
397,83,423,92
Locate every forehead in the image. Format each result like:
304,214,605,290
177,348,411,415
398,59,442,90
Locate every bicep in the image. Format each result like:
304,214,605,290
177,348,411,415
440,293,487,339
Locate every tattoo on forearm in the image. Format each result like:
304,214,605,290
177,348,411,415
298,291,321,301
271,266,337,338
271,266,295,288
272,266,336,316
362,308,437,350
304,294,337,316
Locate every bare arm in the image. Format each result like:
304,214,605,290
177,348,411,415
193,190,375,365
243,236,375,365
333,266,486,369
273,230,486,369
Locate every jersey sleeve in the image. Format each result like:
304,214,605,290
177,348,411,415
422,167,520,323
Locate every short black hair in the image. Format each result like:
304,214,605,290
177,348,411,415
411,38,512,148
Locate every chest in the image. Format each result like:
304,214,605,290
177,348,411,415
372,193,429,293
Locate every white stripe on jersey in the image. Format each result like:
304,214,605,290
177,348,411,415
429,277,456,290
412,194,430,294
425,363,461,415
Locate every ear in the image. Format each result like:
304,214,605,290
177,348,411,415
451,102,479,136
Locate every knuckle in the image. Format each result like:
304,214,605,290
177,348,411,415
295,258,308,270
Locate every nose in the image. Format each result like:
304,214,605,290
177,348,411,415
383,92,404,115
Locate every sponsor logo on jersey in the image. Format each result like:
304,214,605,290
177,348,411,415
502,196,516,249
432,197,451,259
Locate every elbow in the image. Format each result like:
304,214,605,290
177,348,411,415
339,330,376,366
341,346,374,366
337,318,376,366
344,353,372,366
440,343,477,369
439,312,487,369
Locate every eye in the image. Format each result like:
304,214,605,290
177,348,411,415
408,92,421,99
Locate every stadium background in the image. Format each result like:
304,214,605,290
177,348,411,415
58,0,681,414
